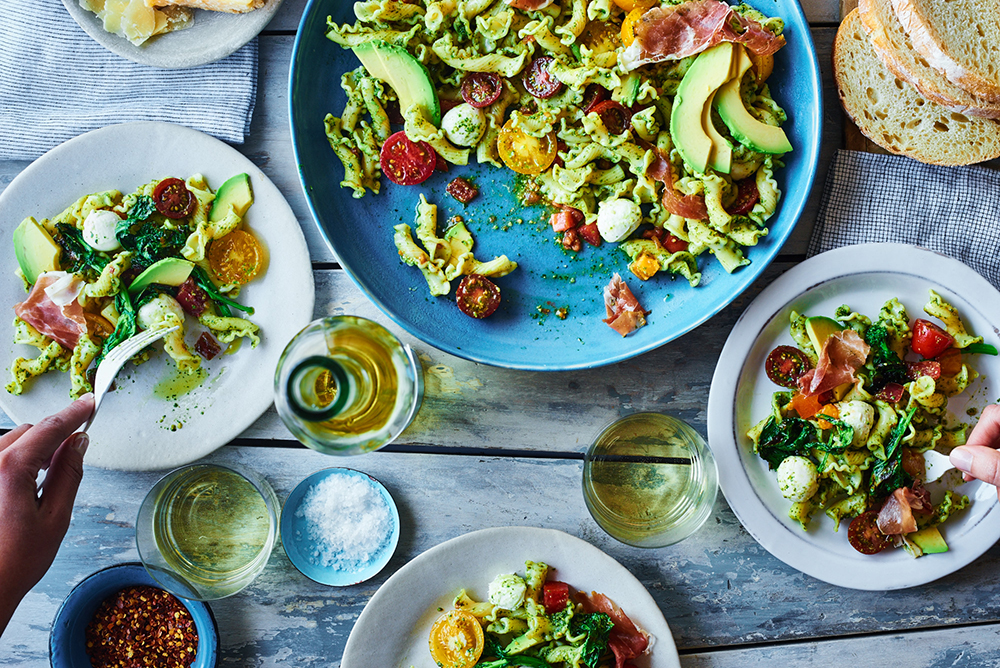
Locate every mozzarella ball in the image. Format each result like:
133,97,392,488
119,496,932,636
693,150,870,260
776,456,819,502
441,103,486,147
596,198,642,243
488,573,526,610
137,294,185,331
835,400,875,447
82,209,123,252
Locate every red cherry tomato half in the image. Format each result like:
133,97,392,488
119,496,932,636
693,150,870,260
936,347,963,376
455,274,501,319
765,345,811,389
663,234,689,254
523,56,563,99
911,319,954,359
152,178,196,219
590,100,631,135
542,581,570,613
906,360,941,380
461,72,504,108
724,178,760,216
380,131,437,186
582,84,610,114
848,510,892,555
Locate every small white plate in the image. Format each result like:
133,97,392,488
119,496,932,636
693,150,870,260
62,0,283,68
708,243,1000,590
341,526,680,668
0,121,314,471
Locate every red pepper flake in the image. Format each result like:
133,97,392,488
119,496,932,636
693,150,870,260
446,177,479,204
85,585,198,668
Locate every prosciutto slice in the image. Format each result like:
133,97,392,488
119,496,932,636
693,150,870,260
619,0,786,71
14,271,87,350
573,591,651,668
505,0,554,10
647,151,708,220
877,486,929,535
796,329,870,397
603,273,650,337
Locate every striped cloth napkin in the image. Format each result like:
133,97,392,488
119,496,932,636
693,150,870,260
0,0,257,161
809,150,1000,289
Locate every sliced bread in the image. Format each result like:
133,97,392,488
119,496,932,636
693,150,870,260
859,0,1000,119
890,0,1000,103
834,10,1000,166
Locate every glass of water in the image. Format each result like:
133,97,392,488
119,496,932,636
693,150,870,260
582,412,718,548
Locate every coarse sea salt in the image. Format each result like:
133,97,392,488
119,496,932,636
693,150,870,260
295,473,392,571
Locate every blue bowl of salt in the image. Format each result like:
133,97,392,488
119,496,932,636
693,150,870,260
281,467,400,586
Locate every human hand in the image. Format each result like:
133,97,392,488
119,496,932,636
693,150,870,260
0,395,94,635
950,404,1000,498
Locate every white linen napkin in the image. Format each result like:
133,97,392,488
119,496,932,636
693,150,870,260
809,150,1000,289
0,0,257,161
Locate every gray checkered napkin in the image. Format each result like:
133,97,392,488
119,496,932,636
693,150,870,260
809,150,1000,289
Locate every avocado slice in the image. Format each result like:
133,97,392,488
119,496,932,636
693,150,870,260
703,92,732,174
910,526,948,554
209,173,253,223
444,221,473,258
129,258,194,294
804,316,844,354
713,49,793,155
619,72,642,108
13,217,61,285
670,42,735,174
353,41,442,127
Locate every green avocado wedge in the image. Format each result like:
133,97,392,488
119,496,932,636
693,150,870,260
13,217,61,285
670,42,735,175
352,41,441,127
804,316,843,355
910,526,948,554
714,68,793,155
129,258,194,294
209,173,253,223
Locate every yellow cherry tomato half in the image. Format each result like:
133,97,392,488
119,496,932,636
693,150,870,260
611,0,637,10
428,610,485,668
208,229,265,285
497,119,557,176
621,0,658,46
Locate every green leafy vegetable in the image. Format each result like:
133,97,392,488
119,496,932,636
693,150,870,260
869,406,917,497
191,266,254,317
54,223,108,274
96,288,158,365
756,415,854,469
571,613,615,668
476,635,552,668
963,342,999,356
864,324,909,391
115,195,187,271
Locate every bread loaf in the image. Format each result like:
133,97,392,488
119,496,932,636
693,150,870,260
834,10,1000,165
858,0,1000,119
890,0,1000,103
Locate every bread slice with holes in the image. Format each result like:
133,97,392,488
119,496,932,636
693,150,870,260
890,0,1000,103
834,10,1000,165
859,0,1000,119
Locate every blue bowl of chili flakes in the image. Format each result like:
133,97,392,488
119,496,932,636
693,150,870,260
50,562,219,668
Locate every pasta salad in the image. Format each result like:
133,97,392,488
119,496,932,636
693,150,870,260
323,0,792,295
8,174,265,399
429,560,650,668
746,291,995,558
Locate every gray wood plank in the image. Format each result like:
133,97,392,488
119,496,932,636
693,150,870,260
4,447,1000,666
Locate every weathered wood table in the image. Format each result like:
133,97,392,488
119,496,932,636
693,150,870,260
3,1,1000,666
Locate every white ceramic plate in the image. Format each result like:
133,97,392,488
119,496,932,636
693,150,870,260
707,244,1000,590
341,526,680,668
62,0,283,68
0,122,314,471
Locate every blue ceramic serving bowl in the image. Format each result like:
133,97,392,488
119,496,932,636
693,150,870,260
281,468,400,586
49,562,219,668
289,1,822,370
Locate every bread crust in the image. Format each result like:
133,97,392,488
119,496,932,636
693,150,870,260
834,10,1000,166
889,0,1000,104
858,0,1000,119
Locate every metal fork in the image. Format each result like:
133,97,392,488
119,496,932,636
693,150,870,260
82,325,179,433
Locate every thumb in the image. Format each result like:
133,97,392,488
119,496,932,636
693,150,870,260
950,445,1000,486
39,433,89,532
